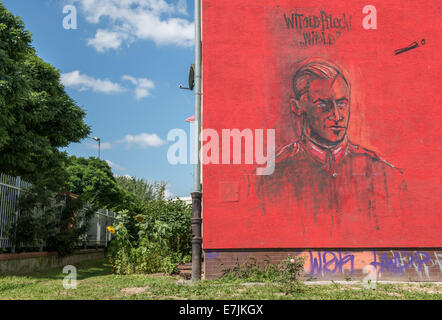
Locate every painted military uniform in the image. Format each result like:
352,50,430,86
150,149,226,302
254,135,408,242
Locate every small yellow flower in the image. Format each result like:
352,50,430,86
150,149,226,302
107,226,116,234
135,215,144,223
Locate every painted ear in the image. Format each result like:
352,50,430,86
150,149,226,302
289,98,303,116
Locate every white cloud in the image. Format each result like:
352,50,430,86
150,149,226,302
61,70,124,93
122,75,155,100
105,160,126,171
87,29,127,52
119,133,166,149
61,71,155,100
73,0,194,52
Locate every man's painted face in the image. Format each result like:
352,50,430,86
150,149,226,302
303,75,350,145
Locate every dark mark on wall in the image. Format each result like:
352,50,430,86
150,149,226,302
394,39,426,55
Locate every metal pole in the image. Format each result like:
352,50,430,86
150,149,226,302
96,212,100,248
92,137,101,159
191,0,203,282
10,176,20,254
191,192,202,281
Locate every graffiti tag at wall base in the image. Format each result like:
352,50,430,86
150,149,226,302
308,251,354,277
305,250,442,280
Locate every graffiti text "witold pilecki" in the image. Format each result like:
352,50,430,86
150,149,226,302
283,10,352,32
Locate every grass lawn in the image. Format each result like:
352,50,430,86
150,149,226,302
0,259,440,300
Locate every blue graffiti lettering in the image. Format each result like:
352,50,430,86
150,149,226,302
370,251,431,274
308,251,354,276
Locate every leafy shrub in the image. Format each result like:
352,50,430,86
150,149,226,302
221,256,305,293
45,200,95,256
279,256,306,294
12,188,95,256
221,258,281,282
8,156,127,255
108,198,192,275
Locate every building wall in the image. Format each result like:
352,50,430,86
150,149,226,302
204,249,442,281
201,0,441,279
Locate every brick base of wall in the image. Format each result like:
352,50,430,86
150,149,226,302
204,248,442,282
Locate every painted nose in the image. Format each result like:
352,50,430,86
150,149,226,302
329,101,342,121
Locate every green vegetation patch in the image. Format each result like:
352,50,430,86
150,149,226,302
0,259,440,300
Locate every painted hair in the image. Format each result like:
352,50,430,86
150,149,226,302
292,59,349,100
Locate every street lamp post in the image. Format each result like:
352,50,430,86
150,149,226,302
191,0,203,282
92,136,101,159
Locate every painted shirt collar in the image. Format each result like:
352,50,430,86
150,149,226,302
300,133,349,167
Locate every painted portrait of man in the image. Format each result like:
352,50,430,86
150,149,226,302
255,58,408,238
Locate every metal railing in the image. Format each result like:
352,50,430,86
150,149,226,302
0,173,119,251
84,209,119,247
0,174,32,249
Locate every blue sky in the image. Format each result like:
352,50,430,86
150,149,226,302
2,0,195,197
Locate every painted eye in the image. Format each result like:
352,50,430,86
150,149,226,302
337,101,347,107
318,103,327,108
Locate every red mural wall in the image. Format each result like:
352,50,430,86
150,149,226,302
202,0,441,249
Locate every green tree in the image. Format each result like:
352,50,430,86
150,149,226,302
13,156,131,255
0,3,90,185
115,175,167,203
65,156,127,210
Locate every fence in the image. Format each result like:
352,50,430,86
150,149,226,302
85,209,119,247
0,173,119,251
